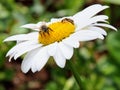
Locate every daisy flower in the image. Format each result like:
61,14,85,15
4,4,117,73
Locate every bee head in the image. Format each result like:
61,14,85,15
40,25,48,32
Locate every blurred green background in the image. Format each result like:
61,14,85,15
0,0,120,90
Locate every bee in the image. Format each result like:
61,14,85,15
61,18,74,25
39,25,53,37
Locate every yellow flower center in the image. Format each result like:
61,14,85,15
38,21,75,45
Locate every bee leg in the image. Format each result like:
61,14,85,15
46,30,50,35
39,31,42,37
46,28,53,35
48,27,53,31
43,32,46,37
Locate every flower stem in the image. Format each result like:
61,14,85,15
67,61,85,90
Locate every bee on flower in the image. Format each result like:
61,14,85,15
4,4,117,73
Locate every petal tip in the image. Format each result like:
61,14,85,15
103,5,109,8
3,39,6,42
3,38,9,42
113,27,117,31
20,25,27,28
21,66,28,73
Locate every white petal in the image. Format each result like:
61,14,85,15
8,52,16,62
31,47,49,73
72,4,109,29
74,15,108,31
4,32,39,42
89,27,107,36
74,30,104,41
50,18,61,22
94,23,117,31
36,21,44,26
21,23,42,31
62,36,80,48
47,42,57,56
6,40,38,57
53,45,66,68
4,34,25,42
50,16,73,23
90,15,108,23
14,44,42,60
16,41,24,44
73,4,109,19
58,42,73,59
21,47,49,73
21,48,40,73
22,22,46,31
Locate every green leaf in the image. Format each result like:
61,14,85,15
106,31,120,63
45,81,58,90
63,77,75,90
64,0,85,15
97,56,117,75
0,4,10,19
102,0,120,5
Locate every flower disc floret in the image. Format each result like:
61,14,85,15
38,21,75,45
